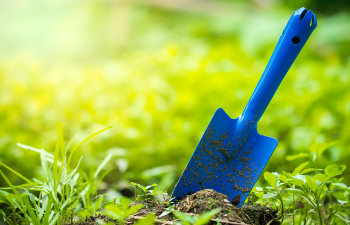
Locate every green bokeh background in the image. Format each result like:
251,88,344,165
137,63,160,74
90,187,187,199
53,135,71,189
0,0,349,195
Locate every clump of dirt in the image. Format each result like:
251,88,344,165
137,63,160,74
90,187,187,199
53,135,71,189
174,189,251,224
130,189,280,225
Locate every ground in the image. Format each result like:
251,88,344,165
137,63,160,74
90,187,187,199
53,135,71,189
76,189,280,225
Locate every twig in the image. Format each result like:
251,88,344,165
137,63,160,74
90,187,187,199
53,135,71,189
185,201,193,213
321,206,329,225
129,214,252,225
186,213,252,225
130,215,177,225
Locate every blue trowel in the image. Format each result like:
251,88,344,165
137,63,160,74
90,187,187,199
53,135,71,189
172,8,317,207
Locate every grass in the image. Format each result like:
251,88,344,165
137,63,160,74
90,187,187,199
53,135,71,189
0,123,112,224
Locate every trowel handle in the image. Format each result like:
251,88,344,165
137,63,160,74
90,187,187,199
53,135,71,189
241,7,317,123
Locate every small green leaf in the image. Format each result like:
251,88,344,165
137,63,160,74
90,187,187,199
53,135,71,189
158,210,171,218
286,153,311,161
278,173,289,183
292,162,309,175
284,174,305,187
285,188,303,195
310,141,337,156
325,164,345,179
137,184,147,192
133,214,155,225
253,187,263,192
332,183,348,190
264,172,277,188
300,168,322,175
334,214,350,224
254,192,263,198
337,200,349,205
263,193,277,199
173,211,195,225
195,208,220,225
119,197,131,210
146,184,157,190
301,196,317,209
151,188,158,195
305,176,317,193
313,174,328,183
102,209,122,223
127,204,143,216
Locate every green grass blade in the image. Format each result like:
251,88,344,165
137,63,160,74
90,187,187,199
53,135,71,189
23,195,40,225
68,125,112,164
53,122,65,199
40,150,50,180
53,144,59,198
96,168,113,187
0,169,20,197
42,197,53,225
0,162,33,184
49,211,60,225
94,153,113,178
0,183,40,190
17,143,63,167
56,122,66,160
37,192,45,220
57,122,66,181
65,114,85,151
17,143,54,159
67,156,82,181
93,195,104,214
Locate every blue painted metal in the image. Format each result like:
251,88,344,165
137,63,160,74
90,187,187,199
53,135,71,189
172,8,317,207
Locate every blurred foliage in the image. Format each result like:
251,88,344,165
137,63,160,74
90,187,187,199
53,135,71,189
0,0,349,205
280,0,350,15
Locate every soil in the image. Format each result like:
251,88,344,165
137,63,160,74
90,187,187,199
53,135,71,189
76,189,280,225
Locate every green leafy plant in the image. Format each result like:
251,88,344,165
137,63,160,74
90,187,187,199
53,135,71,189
133,214,156,225
0,122,112,224
158,199,176,218
101,197,143,225
173,208,220,225
130,182,162,201
254,153,349,224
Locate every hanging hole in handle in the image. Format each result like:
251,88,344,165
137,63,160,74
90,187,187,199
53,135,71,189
310,17,314,26
300,9,308,20
292,36,300,44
